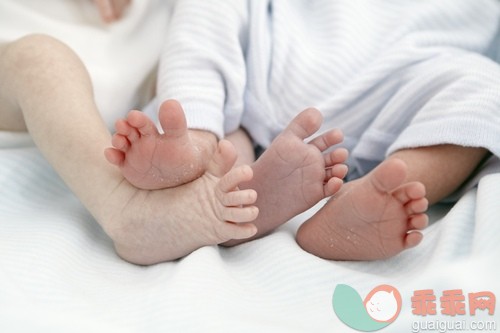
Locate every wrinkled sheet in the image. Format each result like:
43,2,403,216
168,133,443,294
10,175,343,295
0,142,499,332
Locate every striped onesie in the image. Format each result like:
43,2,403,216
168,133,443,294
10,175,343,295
156,0,500,179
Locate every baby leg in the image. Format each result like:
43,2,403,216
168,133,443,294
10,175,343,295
224,108,348,246
296,144,488,261
296,158,428,260
105,99,217,189
111,139,259,264
0,34,254,265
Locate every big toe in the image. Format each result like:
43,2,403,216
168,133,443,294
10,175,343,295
370,158,408,194
285,107,323,140
158,99,188,138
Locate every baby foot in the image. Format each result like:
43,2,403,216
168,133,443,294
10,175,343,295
224,108,348,246
296,158,429,260
104,99,216,189
105,139,258,265
198,139,260,245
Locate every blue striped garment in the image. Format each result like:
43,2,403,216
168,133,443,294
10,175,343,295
157,0,500,178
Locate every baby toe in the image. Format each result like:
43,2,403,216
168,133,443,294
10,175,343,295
111,133,130,151
408,213,429,230
405,197,429,215
404,231,424,249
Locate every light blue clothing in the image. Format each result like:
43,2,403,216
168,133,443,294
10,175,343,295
157,0,500,179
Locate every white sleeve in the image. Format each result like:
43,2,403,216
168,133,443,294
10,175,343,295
157,0,249,138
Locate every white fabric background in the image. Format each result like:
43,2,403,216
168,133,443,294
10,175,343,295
0,145,499,332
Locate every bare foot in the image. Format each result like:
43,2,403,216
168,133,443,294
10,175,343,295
102,139,258,265
104,100,216,189
296,158,429,260
224,108,348,246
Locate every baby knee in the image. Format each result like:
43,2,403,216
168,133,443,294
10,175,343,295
5,34,76,68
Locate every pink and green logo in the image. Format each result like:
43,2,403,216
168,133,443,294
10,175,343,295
332,284,402,331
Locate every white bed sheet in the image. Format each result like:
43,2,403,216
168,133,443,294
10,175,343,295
0,139,499,332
